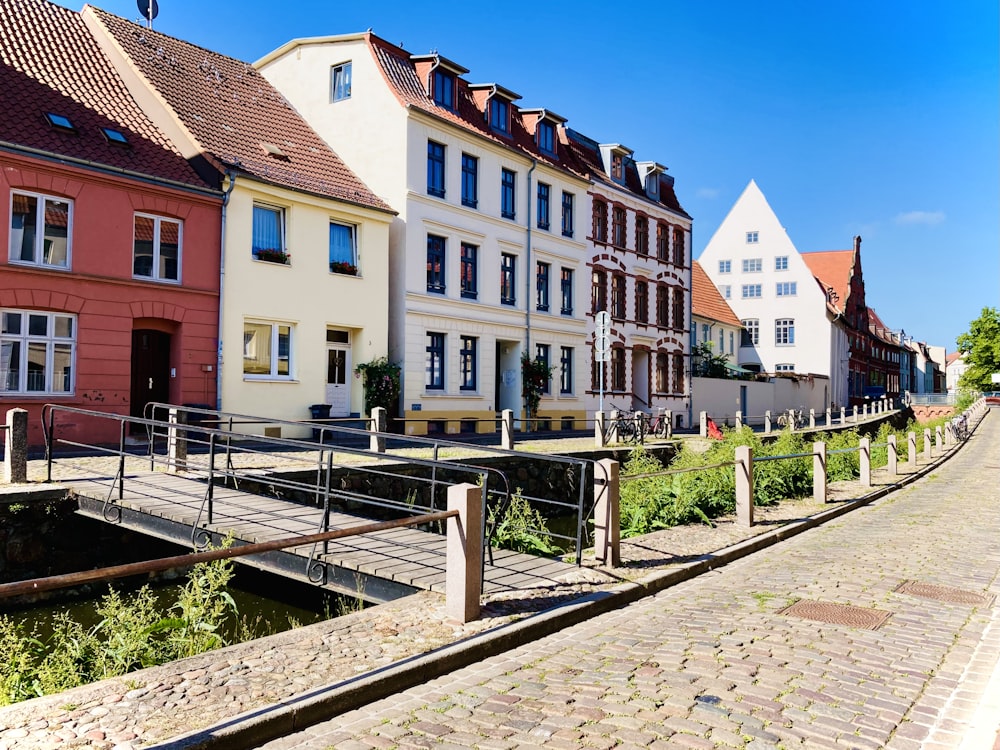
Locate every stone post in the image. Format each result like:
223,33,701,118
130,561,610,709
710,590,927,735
609,409,620,443
859,436,871,488
853,406,859,423
887,434,898,476
735,445,754,527
735,411,743,430
809,409,816,429
764,410,772,434
944,422,954,447
501,409,515,450
446,483,483,623
908,431,917,467
840,406,846,425
813,441,827,503
369,407,387,454
935,426,943,453
788,409,796,431
3,408,28,484
594,459,620,567
167,407,187,474
634,411,645,444
923,428,932,460
594,411,607,448
826,407,832,427
664,410,673,439
699,411,708,438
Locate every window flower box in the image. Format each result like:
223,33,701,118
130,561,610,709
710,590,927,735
330,261,358,276
254,248,290,265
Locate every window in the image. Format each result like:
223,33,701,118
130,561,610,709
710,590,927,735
729,331,735,355
461,154,478,208
673,227,685,267
611,153,623,183
701,323,711,343
635,215,649,256
719,284,731,299
672,353,684,393
426,234,446,293
425,332,445,390
329,221,357,274
252,203,284,259
671,287,684,330
460,242,478,299
433,69,455,110
742,284,762,298
427,140,445,198
656,223,669,261
591,269,607,314
0,309,74,394
593,200,608,243
611,274,626,319
500,253,516,305
243,321,291,378
102,128,128,145
591,355,603,391
775,318,795,345
133,213,181,282
612,206,627,248
655,352,668,393
635,280,648,324
718,327,725,351
561,191,574,237
501,168,516,220
775,256,788,271
560,267,574,315
742,258,762,273
536,261,550,311
776,281,797,297
537,120,555,155
460,336,477,390
536,344,551,394
560,347,573,394
741,319,759,346
489,98,509,133
45,112,74,131
656,285,669,327
776,363,795,372
611,347,626,391
537,183,550,230
718,260,731,274
9,191,71,268
746,231,758,243
331,62,352,101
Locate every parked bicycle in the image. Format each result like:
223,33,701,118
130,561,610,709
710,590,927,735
776,409,805,430
646,410,671,439
951,414,969,441
607,410,646,444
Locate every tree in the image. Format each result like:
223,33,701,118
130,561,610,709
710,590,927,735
691,341,730,378
956,307,1000,392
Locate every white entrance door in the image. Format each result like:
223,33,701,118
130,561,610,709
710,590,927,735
326,345,350,417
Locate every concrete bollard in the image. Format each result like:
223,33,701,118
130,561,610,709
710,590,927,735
764,410,772,434
634,411,645,444
501,409,515,450
787,409,796,431
3,408,28,484
923,428,932,460
840,406,846,425
446,483,483,623
735,445,754,527
699,410,708,438
887,434,898,476
908,431,917,467
809,409,816,429
935,426,943,453
594,458,620,567
370,407,387,454
664,410,673,439
609,409,620,443
735,411,743,430
863,403,869,419
859,436,871,488
944,422,954,447
853,406,859,423
167,408,188,473
594,411,607,448
826,407,832,427
813,441,827,503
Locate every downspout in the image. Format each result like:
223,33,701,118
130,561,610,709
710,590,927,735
686,224,694,430
216,170,237,411
525,159,536,356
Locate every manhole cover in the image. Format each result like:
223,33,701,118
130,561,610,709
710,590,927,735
894,581,995,607
779,600,892,630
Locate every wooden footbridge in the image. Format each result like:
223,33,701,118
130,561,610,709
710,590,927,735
42,405,597,605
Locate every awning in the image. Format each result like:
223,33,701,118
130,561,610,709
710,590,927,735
724,362,754,374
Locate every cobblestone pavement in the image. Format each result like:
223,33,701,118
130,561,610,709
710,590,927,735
0,418,988,749
253,416,1000,750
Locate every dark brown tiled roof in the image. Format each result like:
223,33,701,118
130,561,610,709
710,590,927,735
691,261,741,327
88,8,391,212
0,0,210,189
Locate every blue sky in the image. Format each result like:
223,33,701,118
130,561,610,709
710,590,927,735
86,0,998,350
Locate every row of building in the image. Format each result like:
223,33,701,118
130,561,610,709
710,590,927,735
0,0,948,448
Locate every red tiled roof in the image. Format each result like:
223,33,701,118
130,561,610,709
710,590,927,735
0,0,210,189
866,307,899,345
801,250,854,312
88,8,391,212
691,261,741,327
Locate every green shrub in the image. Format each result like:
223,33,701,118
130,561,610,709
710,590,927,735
488,490,561,556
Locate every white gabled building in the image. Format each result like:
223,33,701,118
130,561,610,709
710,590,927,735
699,180,849,408
257,34,592,434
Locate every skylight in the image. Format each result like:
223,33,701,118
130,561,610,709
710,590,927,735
45,113,74,131
101,128,128,145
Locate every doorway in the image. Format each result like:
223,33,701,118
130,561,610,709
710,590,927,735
130,329,171,428
326,329,351,417
495,340,521,426
631,349,649,410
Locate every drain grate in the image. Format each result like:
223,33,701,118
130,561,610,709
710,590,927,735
779,600,892,630
894,580,995,607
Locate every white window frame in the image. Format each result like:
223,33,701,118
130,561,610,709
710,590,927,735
746,231,759,243
718,260,731,274
775,363,795,372
741,284,762,298
329,220,358,273
243,319,294,380
252,203,286,260
742,258,762,273
775,256,788,271
742,318,759,346
776,281,797,297
331,61,352,102
719,284,731,299
0,309,76,395
8,190,72,269
775,318,796,346
133,212,182,283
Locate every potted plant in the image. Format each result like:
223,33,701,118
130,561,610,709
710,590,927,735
330,260,359,275
254,248,290,264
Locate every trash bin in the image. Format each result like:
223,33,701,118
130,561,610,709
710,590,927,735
309,404,332,440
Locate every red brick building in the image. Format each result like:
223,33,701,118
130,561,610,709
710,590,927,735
0,0,222,447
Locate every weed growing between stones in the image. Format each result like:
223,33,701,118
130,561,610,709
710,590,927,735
488,489,561,556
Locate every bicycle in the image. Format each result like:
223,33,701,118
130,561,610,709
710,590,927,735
607,410,646,444
776,409,805,430
951,414,969,441
646,410,671,439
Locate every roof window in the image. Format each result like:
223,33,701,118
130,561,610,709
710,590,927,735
101,127,129,145
45,113,75,131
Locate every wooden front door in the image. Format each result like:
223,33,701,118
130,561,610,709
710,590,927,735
130,329,171,426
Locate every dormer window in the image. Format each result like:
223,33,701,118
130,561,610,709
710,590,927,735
611,154,623,183
637,162,665,201
489,98,509,134
45,113,74,132
433,69,456,111
537,120,555,155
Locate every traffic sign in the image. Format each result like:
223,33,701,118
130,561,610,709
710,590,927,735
594,350,610,362
595,333,611,352
595,310,610,330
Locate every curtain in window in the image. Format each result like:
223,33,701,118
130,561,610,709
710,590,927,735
252,206,281,253
329,223,356,265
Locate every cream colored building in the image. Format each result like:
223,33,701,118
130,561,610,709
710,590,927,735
258,34,592,434
85,9,394,434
